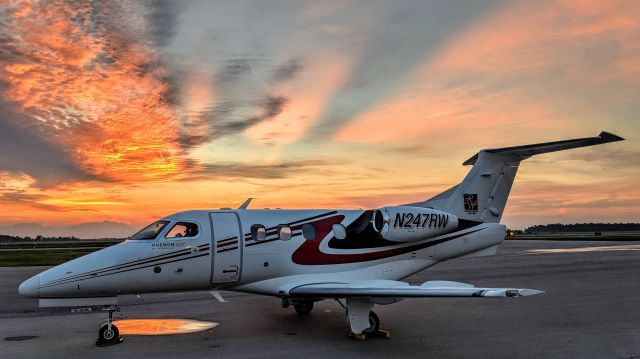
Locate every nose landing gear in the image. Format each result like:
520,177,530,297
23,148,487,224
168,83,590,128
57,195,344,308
96,305,124,347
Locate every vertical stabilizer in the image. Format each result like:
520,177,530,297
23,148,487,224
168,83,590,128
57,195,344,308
405,132,624,223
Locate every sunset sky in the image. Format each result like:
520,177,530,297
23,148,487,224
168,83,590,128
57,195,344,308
0,0,638,237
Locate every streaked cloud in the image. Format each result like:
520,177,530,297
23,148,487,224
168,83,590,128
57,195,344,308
191,159,332,180
271,58,304,83
335,0,640,146
305,0,502,139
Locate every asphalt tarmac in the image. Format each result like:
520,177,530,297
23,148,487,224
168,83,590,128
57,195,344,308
1,240,639,359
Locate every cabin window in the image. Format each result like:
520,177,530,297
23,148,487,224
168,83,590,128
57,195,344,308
278,225,292,241
332,224,347,240
251,224,267,241
165,222,199,239
129,220,169,240
302,224,316,240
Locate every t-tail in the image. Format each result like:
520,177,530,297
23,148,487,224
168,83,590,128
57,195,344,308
406,131,624,223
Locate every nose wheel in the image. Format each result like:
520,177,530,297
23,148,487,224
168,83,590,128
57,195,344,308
96,305,124,346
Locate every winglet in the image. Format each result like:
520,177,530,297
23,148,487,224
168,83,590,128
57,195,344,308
238,198,254,210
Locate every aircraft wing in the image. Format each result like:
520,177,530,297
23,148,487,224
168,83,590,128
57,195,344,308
288,280,542,299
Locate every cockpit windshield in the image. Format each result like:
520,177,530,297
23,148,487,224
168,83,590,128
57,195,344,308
129,220,169,240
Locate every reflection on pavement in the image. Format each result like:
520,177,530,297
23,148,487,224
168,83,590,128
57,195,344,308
114,319,218,335
526,244,640,254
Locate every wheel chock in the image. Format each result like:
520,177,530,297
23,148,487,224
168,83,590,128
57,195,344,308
96,336,124,347
373,329,391,338
349,329,390,340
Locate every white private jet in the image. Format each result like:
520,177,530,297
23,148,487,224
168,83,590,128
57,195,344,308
19,131,623,345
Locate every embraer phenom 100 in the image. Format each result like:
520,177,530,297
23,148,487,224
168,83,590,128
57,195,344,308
19,132,624,344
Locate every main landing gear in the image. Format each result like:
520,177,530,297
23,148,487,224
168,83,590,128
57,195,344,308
293,301,314,316
282,298,315,316
343,299,391,340
285,298,390,339
96,305,124,347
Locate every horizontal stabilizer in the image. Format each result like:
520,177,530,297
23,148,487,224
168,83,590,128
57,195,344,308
463,131,624,165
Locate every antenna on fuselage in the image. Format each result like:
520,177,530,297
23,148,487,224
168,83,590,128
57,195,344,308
238,197,254,210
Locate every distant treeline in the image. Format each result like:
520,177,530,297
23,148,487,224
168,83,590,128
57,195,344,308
0,234,123,242
525,223,640,233
0,234,80,242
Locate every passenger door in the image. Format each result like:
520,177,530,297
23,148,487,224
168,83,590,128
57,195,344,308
209,212,243,283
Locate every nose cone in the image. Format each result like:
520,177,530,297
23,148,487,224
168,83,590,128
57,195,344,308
19,275,40,298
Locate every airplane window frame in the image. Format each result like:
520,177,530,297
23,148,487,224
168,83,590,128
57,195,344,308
129,220,170,241
251,224,267,242
164,221,200,240
278,225,292,241
302,223,316,241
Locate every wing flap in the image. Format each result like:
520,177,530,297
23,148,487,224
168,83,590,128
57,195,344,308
289,280,542,299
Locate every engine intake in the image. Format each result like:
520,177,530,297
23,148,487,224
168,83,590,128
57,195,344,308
372,206,458,242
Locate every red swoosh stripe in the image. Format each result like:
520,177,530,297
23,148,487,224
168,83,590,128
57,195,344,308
291,215,485,265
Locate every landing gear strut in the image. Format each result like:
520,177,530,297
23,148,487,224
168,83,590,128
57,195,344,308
346,299,390,340
96,305,123,346
293,301,314,315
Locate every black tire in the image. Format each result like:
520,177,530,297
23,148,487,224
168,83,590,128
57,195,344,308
293,301,314,315
363,311,380,334
98,323,119,345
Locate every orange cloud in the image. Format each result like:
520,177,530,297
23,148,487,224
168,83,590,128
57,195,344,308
431,0,640,82
333,86,561,145
334,0,640,145
0,171,36,192
1,1,194,182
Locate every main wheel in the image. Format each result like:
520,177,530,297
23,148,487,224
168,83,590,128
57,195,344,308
97,323,119,345
363,311,380,334
293,301,314,315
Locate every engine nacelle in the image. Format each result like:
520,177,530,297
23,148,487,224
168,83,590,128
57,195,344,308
372,206,458,242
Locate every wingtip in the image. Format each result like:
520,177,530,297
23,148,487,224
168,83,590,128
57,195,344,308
518,289,544,296
598,131,625,142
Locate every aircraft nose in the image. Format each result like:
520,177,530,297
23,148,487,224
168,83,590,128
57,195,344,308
19,275,40,298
